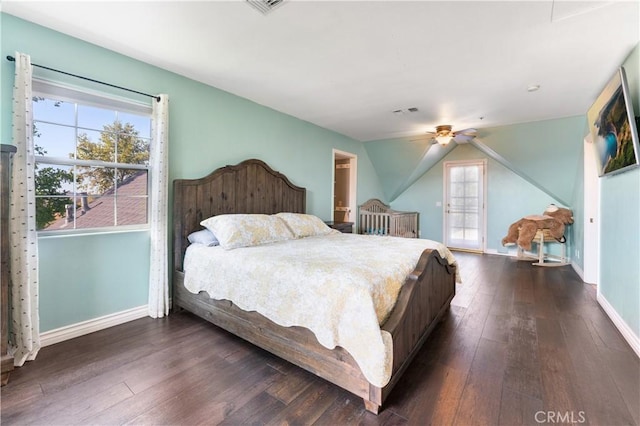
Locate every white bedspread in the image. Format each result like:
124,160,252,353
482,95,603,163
183,232,457,387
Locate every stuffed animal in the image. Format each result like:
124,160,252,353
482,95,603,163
501,204,574,251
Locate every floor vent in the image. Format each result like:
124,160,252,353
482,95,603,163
246,0,286,15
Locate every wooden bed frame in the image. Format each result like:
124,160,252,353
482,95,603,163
172,159,456,414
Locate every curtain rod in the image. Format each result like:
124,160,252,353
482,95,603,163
6,55,161,103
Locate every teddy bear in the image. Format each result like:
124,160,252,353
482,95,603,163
501,204,574,251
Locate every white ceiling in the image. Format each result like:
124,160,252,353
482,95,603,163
3,0,639,141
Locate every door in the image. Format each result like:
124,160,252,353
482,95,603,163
444,160,486,251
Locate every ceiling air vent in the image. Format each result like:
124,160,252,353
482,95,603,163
392,107,420,115
246,0,286,15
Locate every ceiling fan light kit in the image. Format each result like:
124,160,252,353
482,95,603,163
425,125,477,146
435,125,453,146
435,135,453,146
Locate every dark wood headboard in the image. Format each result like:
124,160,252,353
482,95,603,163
173,159,306,271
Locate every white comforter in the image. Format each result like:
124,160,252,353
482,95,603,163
183,232,457,387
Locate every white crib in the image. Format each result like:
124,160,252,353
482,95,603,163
358,199,418,238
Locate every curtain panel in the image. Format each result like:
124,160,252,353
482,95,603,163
148,95,170,318
9,52,41,366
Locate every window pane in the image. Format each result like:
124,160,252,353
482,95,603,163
450,197,464,211
118,112,151,139
116,170,148,196
33,97,75,126
465,182,478,196
115,169,148,227
465,197,478,210
75,195,116,229
76,129,116,162
451,212,464,227
464,213,478,228
115,126,149,165
465,228,478,241
77,104,116,131
116,197,148,226
77,166,115,196
451,227,464,239
36,196,75,231
464,166,479,181
452,182,464,197
34,122,75,159
35,164,74,195
450,167,464,182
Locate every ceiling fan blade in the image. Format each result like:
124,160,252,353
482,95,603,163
410,131,437,142
453,128,477,136
410,135,435,143
453,133,476,143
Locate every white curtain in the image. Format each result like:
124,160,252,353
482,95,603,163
148,94,170,318
9,52,40,366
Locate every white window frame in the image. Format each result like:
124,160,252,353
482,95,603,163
33,78,153,235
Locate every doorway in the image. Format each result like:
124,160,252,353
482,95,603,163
332,149,357,223
444,159,487,252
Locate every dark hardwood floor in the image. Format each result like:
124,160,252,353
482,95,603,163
1,253,638,425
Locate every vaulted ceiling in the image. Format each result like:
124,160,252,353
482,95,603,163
364,114,589,206
2,1,638,204
3,1,638,142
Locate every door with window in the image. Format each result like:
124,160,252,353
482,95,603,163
444,160,486,251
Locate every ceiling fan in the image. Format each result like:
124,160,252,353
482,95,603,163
426,125,477,146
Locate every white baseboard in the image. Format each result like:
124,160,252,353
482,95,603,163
597,292,640,358
571,261,585,281
40,305,149,347
484,248,517,257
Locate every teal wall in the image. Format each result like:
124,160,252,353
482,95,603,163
370,116,586,254
599,45,640,337
364,137,456,202
365,117,585,207
390,143,566,253
472,118,585,206
38,231,150,330
1,14,384,332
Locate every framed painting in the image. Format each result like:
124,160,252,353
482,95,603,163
587,66,639,177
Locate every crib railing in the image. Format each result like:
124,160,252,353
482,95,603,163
390,212,418,238
360,212,391,235
358,202,418,238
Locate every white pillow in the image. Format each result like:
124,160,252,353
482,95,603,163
200,214,294,250
275,212,333,238
187,229,219,247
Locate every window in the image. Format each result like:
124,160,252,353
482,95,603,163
32,80,152,232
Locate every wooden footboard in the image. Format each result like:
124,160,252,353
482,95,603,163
173,248,455,414
377,249,456,405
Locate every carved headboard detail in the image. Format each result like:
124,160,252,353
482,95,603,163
173,159,306,271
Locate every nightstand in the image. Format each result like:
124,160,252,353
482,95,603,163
325,221,353,234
